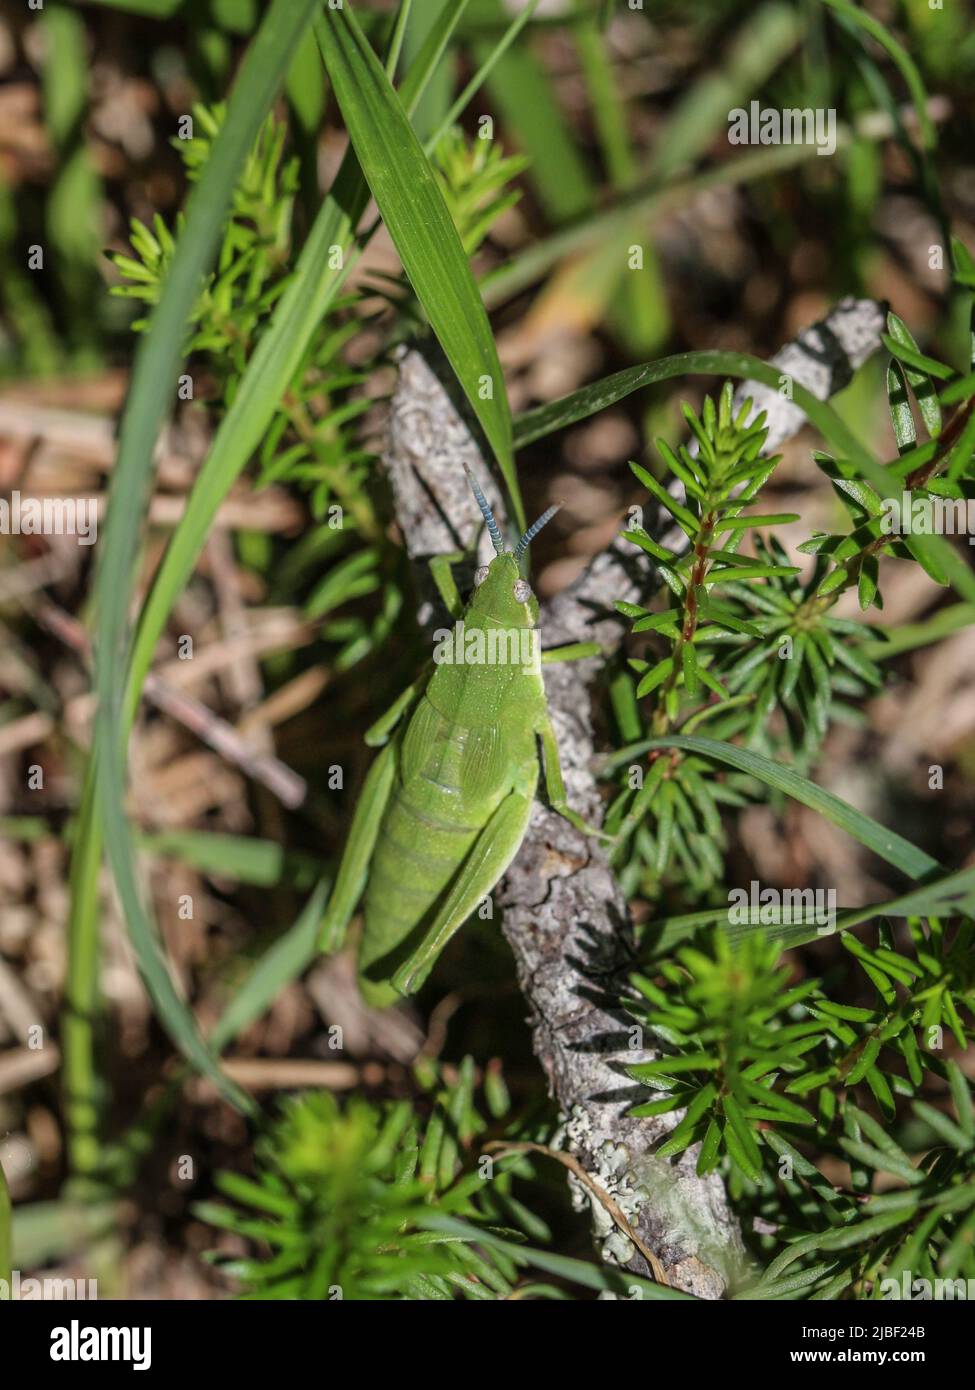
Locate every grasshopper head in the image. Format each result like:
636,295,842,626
470,551,539,627
463,467,561,629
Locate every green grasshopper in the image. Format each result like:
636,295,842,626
319,468,601,1006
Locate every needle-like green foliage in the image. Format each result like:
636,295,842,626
197,1059,556,1301
34,0,975,1305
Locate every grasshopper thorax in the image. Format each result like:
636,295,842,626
470,552,539,628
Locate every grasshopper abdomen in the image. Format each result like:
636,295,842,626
359,693,510,1002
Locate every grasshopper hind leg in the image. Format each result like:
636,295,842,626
387,771,538,998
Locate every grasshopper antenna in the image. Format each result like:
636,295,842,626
464,466,505,556
514,503,561,562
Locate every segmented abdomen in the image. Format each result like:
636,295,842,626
359,694,507,985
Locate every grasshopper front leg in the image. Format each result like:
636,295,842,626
428,551,466,620
367,551,468,747
537,714,611,841
366,550,469,748
541,642,601,664
365,667,431,746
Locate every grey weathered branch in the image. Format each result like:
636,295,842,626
384,296,885,1299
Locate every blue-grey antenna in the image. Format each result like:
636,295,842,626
464,466,505,556
514,503,561,562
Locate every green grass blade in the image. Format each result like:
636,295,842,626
399,0,471,114
104,881,332,1189
482,132,864,309
63,762,104,1178
126,149,369,715
429,0,540,154
646,863,975,955
141,830,325,889
646,3,803,186
42,6,103,359
513,349,876,470
515,348,975,606
12,1201,117,1270
474,0,593,225
575,19,638,191
0,1156,10,1287
401,0,451,139
210,879,329,1052
573,18,667,354
820,0,936,153
66,4,472,1144
316,2,522,530
126,8,461,713
862,603,975,659
76,0,183,14
92,0,319,1116
643,736,940,880
823,865,975,931
384,0,415,81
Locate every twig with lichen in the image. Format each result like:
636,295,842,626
383,296,886,1297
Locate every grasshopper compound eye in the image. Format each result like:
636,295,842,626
474,565,490,586
513,579,532,603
